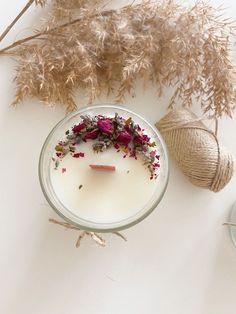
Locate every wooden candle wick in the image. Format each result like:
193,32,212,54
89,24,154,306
89,164,116,171
49,218,127,248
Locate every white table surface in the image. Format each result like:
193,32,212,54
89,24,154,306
1,1,236,314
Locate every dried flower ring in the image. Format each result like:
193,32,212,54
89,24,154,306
53,113,160,179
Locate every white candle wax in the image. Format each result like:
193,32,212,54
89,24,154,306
50,141,159,223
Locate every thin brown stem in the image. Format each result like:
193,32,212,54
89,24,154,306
49,218,127,247
223,222,236,227
0,9,115,54
214,118,218,136
0,0,35,43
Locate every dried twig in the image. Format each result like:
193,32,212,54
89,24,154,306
223,222,236,227
0,9,115,55
0,0,34,43
214,118,219,136
0,0,46,44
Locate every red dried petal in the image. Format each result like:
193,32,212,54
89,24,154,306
84,129,99,140
72,122,86,134
73,152,85,158
114,143,120,150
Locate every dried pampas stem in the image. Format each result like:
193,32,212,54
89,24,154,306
49,218,127,248
0,8,114,55
0,0,45,43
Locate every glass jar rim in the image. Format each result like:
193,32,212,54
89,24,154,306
38,104,169,232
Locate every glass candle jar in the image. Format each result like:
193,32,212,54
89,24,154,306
39,105,169,232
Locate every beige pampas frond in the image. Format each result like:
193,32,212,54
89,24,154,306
48,0,103,25
0,0,235,117
35,0,47,6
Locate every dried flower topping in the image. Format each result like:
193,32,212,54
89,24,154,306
52,113,160,179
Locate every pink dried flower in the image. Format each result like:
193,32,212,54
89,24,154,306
150,150,156,158
97,118,113,134
84,129,99,140
72,122,86,134
134,134,150,145
116,130,132,145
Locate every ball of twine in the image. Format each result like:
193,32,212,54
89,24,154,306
156,109,235,192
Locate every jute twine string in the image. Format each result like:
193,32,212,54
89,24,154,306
156,109,235,192
49,218,127,248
